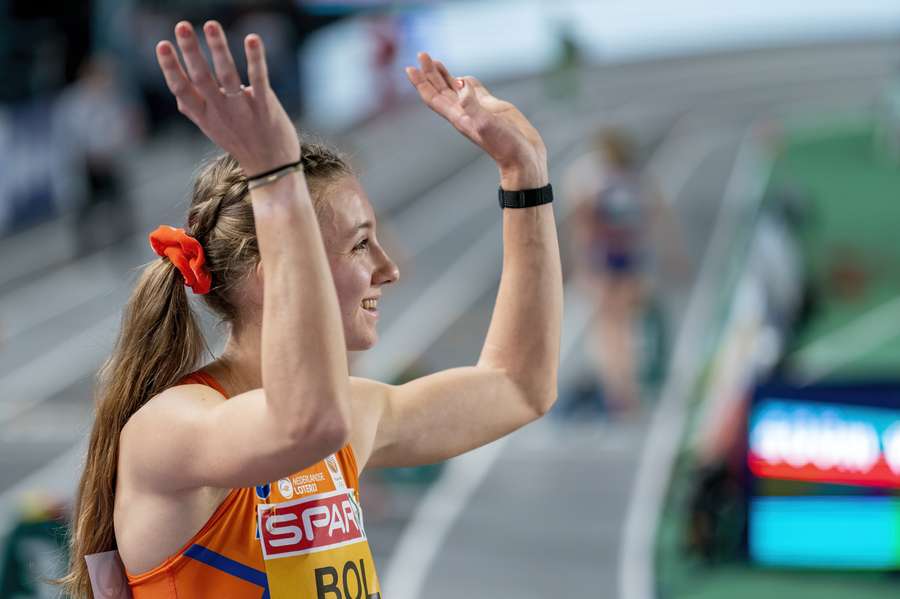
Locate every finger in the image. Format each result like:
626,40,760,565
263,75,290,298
245,34,270,91
405,66,438,103
407,66,468,126
406,66,456,114
458,77,482,110
203,20,242,92
174,21,219,97
461,75,493,101
434,60,459,91
156,41,204,116
418,52,454,95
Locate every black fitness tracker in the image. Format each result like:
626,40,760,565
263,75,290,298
498,183,554,209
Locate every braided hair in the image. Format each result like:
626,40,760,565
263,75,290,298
187,143,354,322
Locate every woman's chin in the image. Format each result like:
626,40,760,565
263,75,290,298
347,333,377,352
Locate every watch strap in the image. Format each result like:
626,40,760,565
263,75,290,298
498,183,553,209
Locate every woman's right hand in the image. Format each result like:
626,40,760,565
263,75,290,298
155,20,300,177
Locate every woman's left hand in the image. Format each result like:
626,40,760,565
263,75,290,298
406,52,548,190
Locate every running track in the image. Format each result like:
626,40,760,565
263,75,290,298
0,38,895,598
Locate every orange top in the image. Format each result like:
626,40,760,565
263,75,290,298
126,371,380,599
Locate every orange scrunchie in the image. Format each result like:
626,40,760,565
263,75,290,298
148,225,212,295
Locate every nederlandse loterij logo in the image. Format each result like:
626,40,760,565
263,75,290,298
258,489,365,559
278,478,294,499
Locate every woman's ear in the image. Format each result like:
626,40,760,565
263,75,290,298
244,261,264,310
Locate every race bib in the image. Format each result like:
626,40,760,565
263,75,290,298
258,489,380,598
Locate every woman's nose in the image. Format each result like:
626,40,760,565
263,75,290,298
377,251,400,285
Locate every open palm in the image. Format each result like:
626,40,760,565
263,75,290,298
155,20,299,177
406,53,547,180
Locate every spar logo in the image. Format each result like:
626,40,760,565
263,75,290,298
258,489,365,559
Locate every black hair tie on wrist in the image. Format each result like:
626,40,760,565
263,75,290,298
246,159,304,182
246,159,304,192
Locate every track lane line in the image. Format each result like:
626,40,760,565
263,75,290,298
618,125,773,599
381,119,720,599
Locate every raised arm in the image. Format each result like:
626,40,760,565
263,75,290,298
123,21,349,491
352,53,562,470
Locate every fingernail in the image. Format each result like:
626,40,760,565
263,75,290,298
176,22,191,37
457,79,464,88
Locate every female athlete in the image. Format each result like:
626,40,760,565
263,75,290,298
62,20,561,598
566,128,686,417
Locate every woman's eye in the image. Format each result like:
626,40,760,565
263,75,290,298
353,239,369,253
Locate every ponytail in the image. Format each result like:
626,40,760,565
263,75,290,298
60,260,206,598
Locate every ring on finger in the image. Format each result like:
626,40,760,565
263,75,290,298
219,84,246,97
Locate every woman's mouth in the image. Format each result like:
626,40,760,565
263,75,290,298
361,298,378,313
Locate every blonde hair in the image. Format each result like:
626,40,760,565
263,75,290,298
60,144,352,598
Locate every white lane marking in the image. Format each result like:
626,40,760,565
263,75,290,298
379,436,510,599
791,295,900,384
618,127,772,599
0,423,87,444
0,312,119,425
0,399,92,443
0,221,72,289
1,254,117,339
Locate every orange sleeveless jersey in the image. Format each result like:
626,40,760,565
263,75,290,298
126,371,381,598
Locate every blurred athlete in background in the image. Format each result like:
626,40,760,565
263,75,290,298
565,128,688,417
61,19,561,599
55,54,144,256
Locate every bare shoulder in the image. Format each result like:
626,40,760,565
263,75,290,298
119,383,226,489
124,383,225,435
115,384,231,574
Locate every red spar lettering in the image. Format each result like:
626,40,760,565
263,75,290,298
260,490,364,558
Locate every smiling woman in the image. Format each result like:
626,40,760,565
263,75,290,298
315,176,399,350
60,17,561,599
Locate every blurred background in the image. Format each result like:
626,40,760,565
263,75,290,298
2,0,900,597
